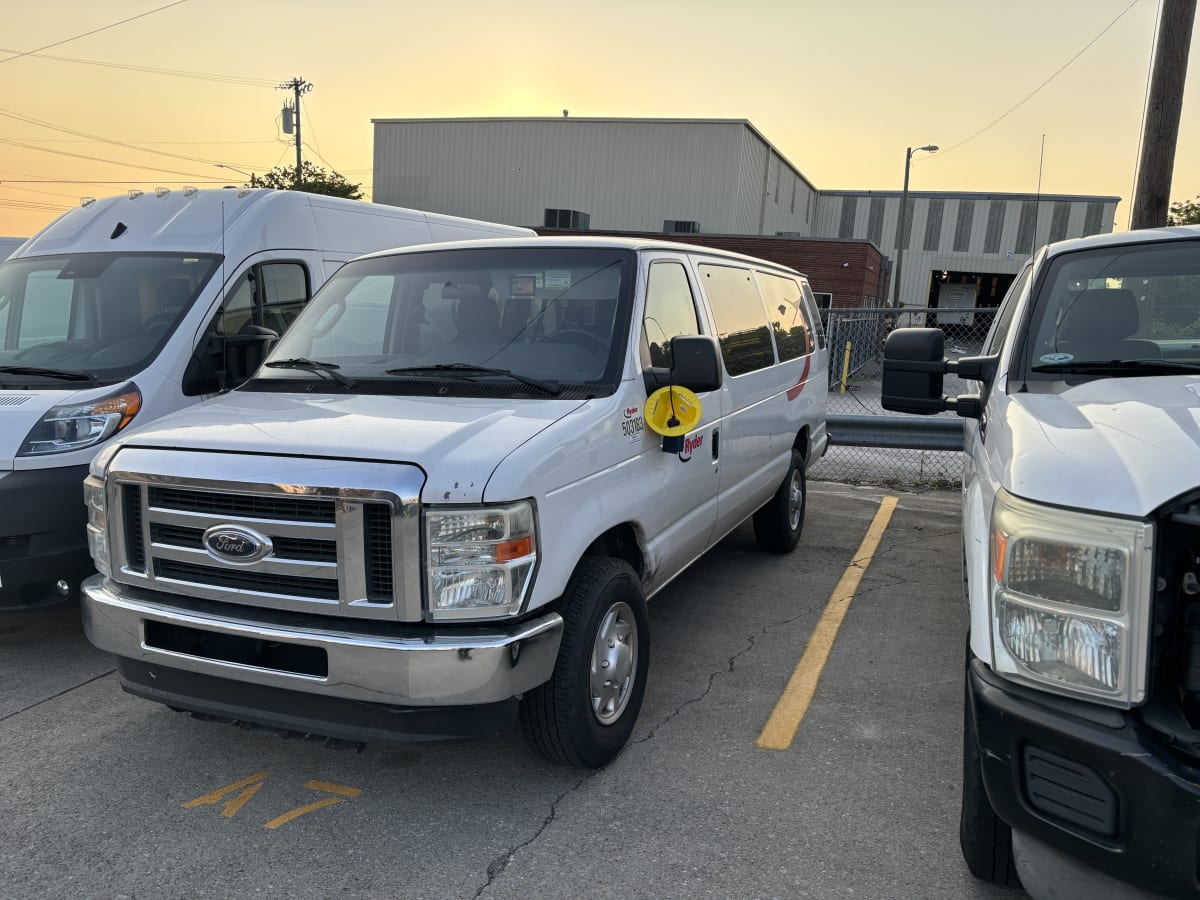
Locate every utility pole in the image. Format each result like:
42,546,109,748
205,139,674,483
1131,0,1195,229
893,144,938,307
277,77,314,187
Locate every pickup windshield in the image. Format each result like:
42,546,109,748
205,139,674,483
1021,238,1200,382
250,247,636,399
0,252,220,387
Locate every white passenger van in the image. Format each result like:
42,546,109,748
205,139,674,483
0,189,534,609
882,224,1200,899
80,236,829,767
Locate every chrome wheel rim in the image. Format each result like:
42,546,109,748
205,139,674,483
787,471,803,531
589,601,638,725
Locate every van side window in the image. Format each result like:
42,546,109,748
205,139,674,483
755,272,811,361
698,263,776,376
643,261,700,368
212,262,310,337
984,265,1030,356
800,281,827,350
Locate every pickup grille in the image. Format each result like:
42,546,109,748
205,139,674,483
107,453,420,621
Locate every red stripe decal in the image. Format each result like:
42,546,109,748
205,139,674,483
786,355,812,401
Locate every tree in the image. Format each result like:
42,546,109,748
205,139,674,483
255,161,363,199
1168,195,1200,225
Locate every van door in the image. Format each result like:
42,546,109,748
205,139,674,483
638,257,721,589
696,262,788,538
183,257,315,395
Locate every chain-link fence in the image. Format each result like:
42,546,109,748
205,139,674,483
811,307,997,487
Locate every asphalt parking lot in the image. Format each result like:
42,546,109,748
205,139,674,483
0,483,1021,900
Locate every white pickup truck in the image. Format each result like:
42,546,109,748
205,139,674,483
80,236,829,767
883,224,1200,899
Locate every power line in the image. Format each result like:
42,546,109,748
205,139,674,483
0,136,228,179
0,45,274,86
928,0,1144,160
4,138,280,145
0,1,191,65
0,106,266,170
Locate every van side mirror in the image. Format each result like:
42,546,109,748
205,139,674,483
882,327,997,419
182,326,279,396
669,335,723,393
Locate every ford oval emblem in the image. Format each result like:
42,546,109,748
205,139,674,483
202,525,272,565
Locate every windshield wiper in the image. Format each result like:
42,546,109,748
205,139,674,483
0,365,97,385
384,363,562,395
1032,359,1200,376
264,357,357,389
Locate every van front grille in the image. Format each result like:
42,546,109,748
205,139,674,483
147,486,335,522
154,559,341,602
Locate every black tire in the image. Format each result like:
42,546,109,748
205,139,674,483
520,557,650,768
753,450,806,553
960,644,1022,889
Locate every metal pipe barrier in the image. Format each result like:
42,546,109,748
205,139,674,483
827,415,965,451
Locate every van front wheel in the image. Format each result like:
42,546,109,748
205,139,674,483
753,450,806,553
520,557,649,768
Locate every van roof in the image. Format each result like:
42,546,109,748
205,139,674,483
355,235,809,277
1044,223,1200,258
12,189,532,258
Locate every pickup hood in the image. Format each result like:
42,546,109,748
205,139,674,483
1000,376,1200,517
113,391,587,503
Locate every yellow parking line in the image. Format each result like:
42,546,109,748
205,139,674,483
756,496,899,751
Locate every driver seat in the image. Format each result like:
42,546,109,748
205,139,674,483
1057,288,1160,361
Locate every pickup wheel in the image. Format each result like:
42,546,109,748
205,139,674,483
960,643,1022,888
520,557,649,768
753,450,806,553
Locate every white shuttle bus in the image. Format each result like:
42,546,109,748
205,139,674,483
0,189,533,608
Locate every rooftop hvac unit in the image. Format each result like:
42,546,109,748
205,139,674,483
544,208,590,230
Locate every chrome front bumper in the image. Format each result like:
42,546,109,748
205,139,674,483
81,575,563,707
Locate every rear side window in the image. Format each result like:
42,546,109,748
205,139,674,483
755,271,811,361
699,264,775,376
642,260,700,368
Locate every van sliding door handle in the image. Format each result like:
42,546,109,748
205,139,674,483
712,429,719,460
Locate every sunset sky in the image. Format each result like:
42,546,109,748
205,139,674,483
1,0,1196,237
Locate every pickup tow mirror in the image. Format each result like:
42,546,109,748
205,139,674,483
882,327,997,419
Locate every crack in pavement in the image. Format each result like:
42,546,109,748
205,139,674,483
471,771,599,899
0,668,116,724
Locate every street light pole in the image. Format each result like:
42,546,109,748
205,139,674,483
893,144,938,308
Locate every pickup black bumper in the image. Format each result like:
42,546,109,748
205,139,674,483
970,659,1200,899
0,465,92,609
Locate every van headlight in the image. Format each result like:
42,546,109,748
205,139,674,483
84,475,111,577
18,384,142,456
990,490,1153,707
424,501,537,620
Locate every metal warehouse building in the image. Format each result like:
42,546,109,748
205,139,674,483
372,117,1119,311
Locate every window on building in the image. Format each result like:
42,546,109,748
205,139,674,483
983,200,1006,254
896,202,914,250
543,208,591,230
1015,200,1037,254
756,271,811,361
924,199,945,251
954,200,975,252
663,220,701,234
699,263,775,376
1083,201,1104,236
867,197,885,246
839,197,857,239
1049,201,1071,243
642,261,701,369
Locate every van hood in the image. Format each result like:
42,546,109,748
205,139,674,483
113,391,588,503
1001,376,1200,517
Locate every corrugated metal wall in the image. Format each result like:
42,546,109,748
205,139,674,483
374,119,823,236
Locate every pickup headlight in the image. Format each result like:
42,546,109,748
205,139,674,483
19,384,142,456
424,501,537,620
990,490,1153,707
84,475,111,577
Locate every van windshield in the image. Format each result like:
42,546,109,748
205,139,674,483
250,247,637,399
0,252,220,387
1022,238,1200,381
